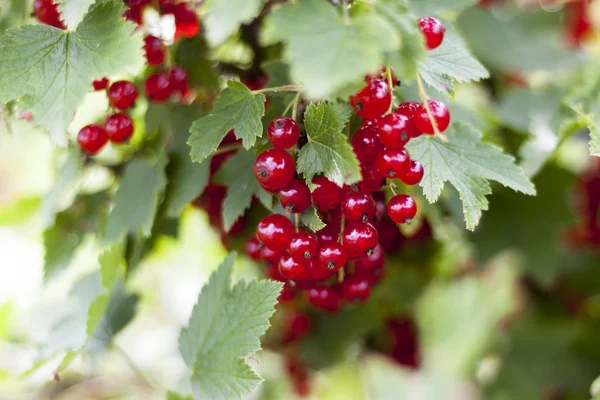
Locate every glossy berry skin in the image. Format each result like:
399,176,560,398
352,126,382,164
374,219,402,253
414,100,450,134
400,160,424,186
306,287,342,312
342,190,375,222
33,0,65,29
254,148,295,193
343,222,379,259
242,75,269,91
395,101,422,138
418,17,445,50
359,163,385,193
77,125,108,155
316,221,341,244
268,117,300,149
104,113,134,143
376,148,411,178
378,113,410,149
257,214,294,252
317,242,347,271
144,72,173,103
279,252,310,281
388,194,417,224
244,236,262,261
108,81,138,111
279,179,311,213
170,66,188,93
308,260,336,281
143,35,165,66
289,231,318,260
361,117,379,128
93,78,109,91
311,177,344,210
261,247,282,265
342,273,371,302
355,243,384,272
349,78,391,119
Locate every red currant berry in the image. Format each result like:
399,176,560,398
279,282,297,302
308,259,336,281
378,113,410,149
242,74,269,91
361,117,380,128
266,264,287,282
395,101,422,138
342,190,375,222
349,77,391,119
352,126,382,164
374,220,403,252
341,273,371,302
355,243,384,272
108,81,138,111
143,35,165,66
171,3,200,39
343,222,379,259
268,117,300,149
257,214,294,252
311,177,343,210
418,16,445,50
388,194,417,224
254,148,295,193
104,113,134,144
316,220,341,243
400,160,424,186
317,242,347,271
279,252,310,281
283,313,311,344
245,236,262,261
289,231,318,260
169,66,188,93
279,179,311,213
306,287,342,312
376,148,411,178
92,77,109,91
261,247,282,265
414,100,450,134
33,0,65,29
77,124,108,155
359,163,385,193
144,72,174,103
124,0,151,24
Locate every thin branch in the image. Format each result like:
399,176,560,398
254,85,301,94
291,92,301,121
385,65,398,112
212,143,242,156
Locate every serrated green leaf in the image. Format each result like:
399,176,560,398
179,253,282,400
569,103,600,157
300,206,326,232
99,241,125,289
41,149,83,226
102,156,168,246
297,102,361,186
189,81,265,162
406,123,536,230
261,0,399,99
58,0,96,29
408,0,478,16
0,1,144,145
214,149,272,232
201,0,267,46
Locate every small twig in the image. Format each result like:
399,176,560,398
254,85,301,94
338,215,346,244
416,75,448,142
385,66,397,112
291,92,301,121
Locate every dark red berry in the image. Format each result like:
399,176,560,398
257,214,294,252
169,2,200,39
143,35,165,66
254,148,295,193
414,100,450,134
268,117,300,149
144,72,174,103
374,220,403,252
77,124,108,155
400,160,424,186
388,194,417,224
378,113,410,149
108,81,138,111
169,66,188,93
376,148,411,178
341,273,371,302
289,231,318,260
104,113,134,144
124,0,151,24
306,286,342,312
245,236,262,260
33,0,65,29
279,179,311,213
361,117,380,128
352,126,383,164
355,243,384,272
311,177,343,211
261,247,282,265
316,220,341,243
279,252,310,281
307,259,336,281
283,313,311,344
395,101,422,138
359,163,385,193
343,222,379,259
349,77,391,119
342,190,375,222
266,264,287,282
317,242,347,271
418,16,445,50
92,77,109,91
242,74,269,91
279,282,297,302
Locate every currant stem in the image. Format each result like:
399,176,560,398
254,85,301,94
388,180,398,195
212,142,242,156
294,213,300,233
338,267,345,283
385,65,397,113
416,75,448,143
291,92,301,121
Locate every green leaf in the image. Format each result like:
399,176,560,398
408,0,478,16
261,0,399,99
41,149,83,226
189,81,265,162
99,241,125,289
214,149,273,232
0,196,41,225
102,156,168,246
178,253,282,400
300,206,326,232
174,36,220,91
418,28,488,95
569,103,600,157
406,123,536,230
202,0,267,46
0,1,144,145
58,0,96,29
297,102,361,187
167,392,193,400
